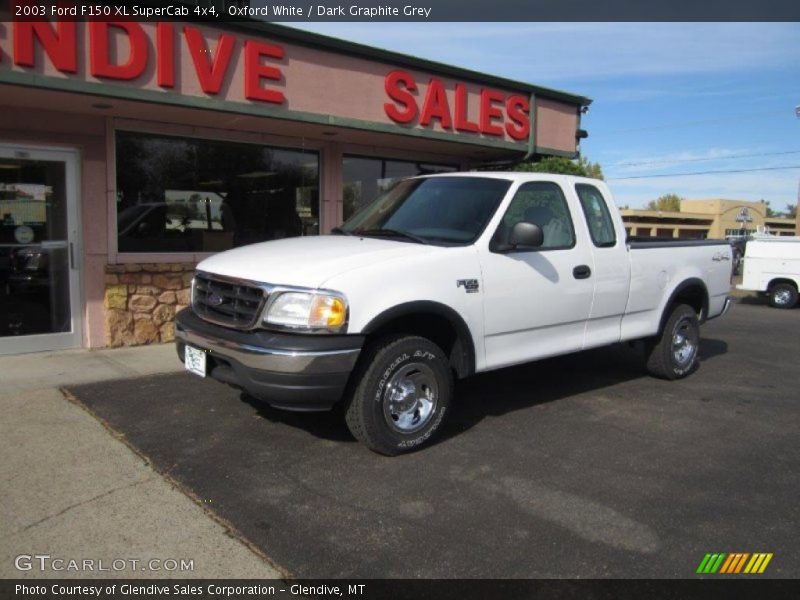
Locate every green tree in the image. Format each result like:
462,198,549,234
645,193,683,212
785,203,797,219
759,199,779,217
511,156,604,180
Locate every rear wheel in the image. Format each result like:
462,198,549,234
645,304,700,380
344,335,453,456
768,283,798,309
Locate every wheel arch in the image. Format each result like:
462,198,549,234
361,301,476,378
659,278,709,332
767,278,799,291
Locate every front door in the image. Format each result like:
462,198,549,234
479,180,595,370
0,145,82,354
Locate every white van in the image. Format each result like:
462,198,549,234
737,236,800,308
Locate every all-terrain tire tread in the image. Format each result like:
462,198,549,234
344,334,451,456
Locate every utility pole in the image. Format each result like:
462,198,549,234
796,106,800,236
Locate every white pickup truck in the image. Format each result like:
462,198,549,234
175,173,732,455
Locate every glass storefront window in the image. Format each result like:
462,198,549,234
342,155,456,221
115,132,319,253
0,158,71,337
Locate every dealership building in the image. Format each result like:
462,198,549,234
621,199,797,240
0,11,590,354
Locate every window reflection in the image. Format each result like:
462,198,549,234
0,159,70,337
342,155,456,221
116,132,319,253
495,182,576,250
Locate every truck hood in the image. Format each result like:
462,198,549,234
196,235,437,289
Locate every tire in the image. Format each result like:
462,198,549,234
768,283,798,309
344,335,453,456
645,304,700,380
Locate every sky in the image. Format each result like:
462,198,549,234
283,22,800,210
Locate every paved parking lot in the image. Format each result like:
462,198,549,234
0,344,276,579
66,300,799,578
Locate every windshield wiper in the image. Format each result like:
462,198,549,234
355,228,429,245
330,227,353,236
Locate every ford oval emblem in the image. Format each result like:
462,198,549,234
208,294,225,307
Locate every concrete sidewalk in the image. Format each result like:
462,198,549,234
0,343,282,579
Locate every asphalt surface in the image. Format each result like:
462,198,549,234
66,300,800,578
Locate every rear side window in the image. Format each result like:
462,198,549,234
576,184,616,247
495,181,575,250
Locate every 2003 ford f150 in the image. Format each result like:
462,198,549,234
175,173,732,455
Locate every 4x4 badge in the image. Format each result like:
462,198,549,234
456,279,480,293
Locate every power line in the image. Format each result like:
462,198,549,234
600,108,790,135
615,149,800,167
608,165,800,180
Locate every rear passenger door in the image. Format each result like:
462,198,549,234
478,180,595,370
575,183,631,348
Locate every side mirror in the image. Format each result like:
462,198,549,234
509,221,544,249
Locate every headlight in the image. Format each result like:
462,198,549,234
263,291,347,332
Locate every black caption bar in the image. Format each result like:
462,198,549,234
6,0,800,21
3,579,800,600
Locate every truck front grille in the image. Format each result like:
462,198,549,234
192,273,267,329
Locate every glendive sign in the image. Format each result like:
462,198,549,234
11,21,285,103
8,21,529,141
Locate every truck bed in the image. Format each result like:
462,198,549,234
621,239,732,341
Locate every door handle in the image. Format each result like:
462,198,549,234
573,265,592,279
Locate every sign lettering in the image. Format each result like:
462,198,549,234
384,69,530,140
10,21,286,105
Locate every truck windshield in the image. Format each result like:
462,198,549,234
338,176,512,245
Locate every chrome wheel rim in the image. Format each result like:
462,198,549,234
774,289,791,305
672,318,697,367
382,362,438,434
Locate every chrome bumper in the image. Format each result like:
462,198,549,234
175,323,361,375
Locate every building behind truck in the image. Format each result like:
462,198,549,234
621,198,797,240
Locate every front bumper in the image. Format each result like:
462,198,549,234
174,308,364,411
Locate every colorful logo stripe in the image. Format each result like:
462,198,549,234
697,553,773,574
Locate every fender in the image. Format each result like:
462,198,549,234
659,277,709,332
362,300,476,377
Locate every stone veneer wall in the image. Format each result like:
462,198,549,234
104,263,196,347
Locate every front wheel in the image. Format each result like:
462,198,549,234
768,283,798,309
645,304,700,380
344,335,453,455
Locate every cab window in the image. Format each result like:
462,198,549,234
576,184,616,247
493,181,575,250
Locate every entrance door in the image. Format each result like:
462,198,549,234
0,146,82,354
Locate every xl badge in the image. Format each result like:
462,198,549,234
456,279,480,293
